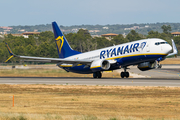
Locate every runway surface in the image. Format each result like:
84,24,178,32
0,77,180,87
0,64,180,87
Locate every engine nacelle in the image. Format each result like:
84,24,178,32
138,61,156,71
90,59,110,72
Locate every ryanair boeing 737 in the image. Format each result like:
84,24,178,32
5,22,178,78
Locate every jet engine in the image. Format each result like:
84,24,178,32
138,61,156,71
90,59,110,72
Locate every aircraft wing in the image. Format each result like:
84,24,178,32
21,55,92,64
15,55,92,64
5,42,92,65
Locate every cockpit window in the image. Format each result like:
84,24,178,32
155,42,168,45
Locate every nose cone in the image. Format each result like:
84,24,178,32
164,44,172,54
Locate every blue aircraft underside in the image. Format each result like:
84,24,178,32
61,54,166,74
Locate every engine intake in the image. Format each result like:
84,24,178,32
90,59,110,72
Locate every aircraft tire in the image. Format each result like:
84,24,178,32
121,72,129,78
121,72,125,78
93,72,97,78
97,71,102,78
158,64,162,68
125,72,129,78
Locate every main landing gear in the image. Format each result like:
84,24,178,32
93,67,130,78
93,71,102,78
120,67,129,78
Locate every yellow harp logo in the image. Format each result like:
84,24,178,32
55,36,64,53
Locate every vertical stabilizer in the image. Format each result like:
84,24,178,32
52,22,81,58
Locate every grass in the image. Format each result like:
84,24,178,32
0,60,179,120
0,84,180,120
0,68,120,78
161,58,180,64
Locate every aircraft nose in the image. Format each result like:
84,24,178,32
164,44,172,54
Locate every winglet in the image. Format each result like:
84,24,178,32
5,55,14,62
5,42,14,56
167,39,178,57
5,42,14,62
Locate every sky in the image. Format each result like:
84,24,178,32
1,0,180,26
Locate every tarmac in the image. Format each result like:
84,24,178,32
0,64,180,87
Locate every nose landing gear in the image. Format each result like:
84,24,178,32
156,61,162,68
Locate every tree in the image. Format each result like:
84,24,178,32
147,30,160,38
147,30,172,43
65,29,94,52
111,34,129,45
92,37,112,49
126,30,143,42
161,25,172,34
173,36,180,45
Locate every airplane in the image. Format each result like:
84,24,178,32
5,21,178,78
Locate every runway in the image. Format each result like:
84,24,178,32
0,64,180,87
0,77,180,87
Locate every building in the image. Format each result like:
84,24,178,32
171,32,180,36
89,30,100,33
6,32,40,38
22,32,40,36
124,26,140,31
22,32,40,38
11,34,23,37
18,29,25,32
101,33,118,40
103,27,109,29
0,26,13,30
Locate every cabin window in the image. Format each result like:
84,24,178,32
155,42,168,45
155,42,160,45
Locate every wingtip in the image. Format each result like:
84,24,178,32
5,55,14,63
5,42,14,56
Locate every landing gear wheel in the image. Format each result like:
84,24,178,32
120,67,130,78
158,64,162,68
156,60,162,69
97,71,102,78
121,72,125,78
120,72,129,78
124,72,129,78
93,72,97,78
93,71,102,78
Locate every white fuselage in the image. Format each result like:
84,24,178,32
65,38,172,62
